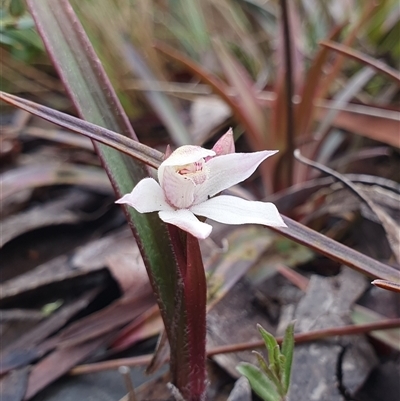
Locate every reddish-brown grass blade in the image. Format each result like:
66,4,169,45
320,40,400,85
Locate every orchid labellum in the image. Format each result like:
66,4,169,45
116,129,286,239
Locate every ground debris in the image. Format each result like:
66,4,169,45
288,268,378,401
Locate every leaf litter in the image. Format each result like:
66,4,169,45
1,2,400,399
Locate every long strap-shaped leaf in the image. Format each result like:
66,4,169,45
0,91,163,168
320,40,400,85
25,0,189,394
276,217,399,282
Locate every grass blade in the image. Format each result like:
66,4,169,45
122,42,192,146
212,38,267,149
320,40,400,84
273,216,399,282
295,24,344,138
154,41,271,154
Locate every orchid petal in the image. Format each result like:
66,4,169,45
211,128,235,156
160,165,197,209
161,145,215,167
194,150,278,204
116,178,173,213
159,209,213,239
159,145,214,182
190,195,287,227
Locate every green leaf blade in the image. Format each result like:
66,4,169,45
281,323,295,392
25,0,190,394
253,351,282,394
257,324,279,367
237,363,280,401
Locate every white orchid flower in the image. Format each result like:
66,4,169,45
116,130,287,239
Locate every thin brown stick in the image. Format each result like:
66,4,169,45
71,355,153,375
372,279,400,293
208,318,400,355
70,318,400,375
119,366,138,401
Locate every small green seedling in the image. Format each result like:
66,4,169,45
237,323,295,401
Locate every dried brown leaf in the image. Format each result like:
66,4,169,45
24,336,109,400
0,366,30,401
0,289,99,374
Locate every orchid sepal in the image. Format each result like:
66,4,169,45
116,130,287,239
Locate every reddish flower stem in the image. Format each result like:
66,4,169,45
185,233,207,400
167,225,207,400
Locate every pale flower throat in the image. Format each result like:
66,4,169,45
177,159,208,185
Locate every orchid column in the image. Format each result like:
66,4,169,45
117,129,286,400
